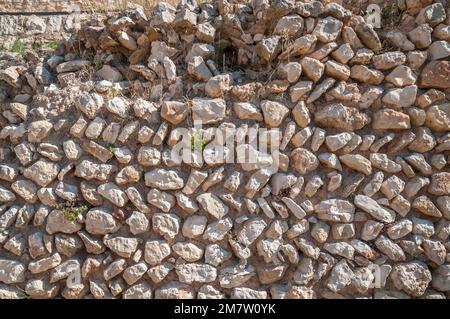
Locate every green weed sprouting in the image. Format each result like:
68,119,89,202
105,143,117,152
10,39,27,55
46,40,63,50
191,132,208,151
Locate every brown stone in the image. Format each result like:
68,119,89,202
314,103,369,131
372,109,411,130
429,172,450,196
290,148,319,175
161,101,188,125
419,61,450,89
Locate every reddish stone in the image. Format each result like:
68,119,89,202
373,109,411,130
419,61,450,89
429,172,450,196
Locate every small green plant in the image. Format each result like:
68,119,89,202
105,143,117,152
46,40,63,50
191,132,208,151
56,201,88,222
10,39,27,55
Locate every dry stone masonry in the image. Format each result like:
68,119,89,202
0,0,112,13
0,0,125,44
0,0,449,299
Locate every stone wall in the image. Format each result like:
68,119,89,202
0,0,115,40
0,0,449,300
0,0,106,13
0,14,74,36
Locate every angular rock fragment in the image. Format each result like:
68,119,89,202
144,169,184,190
192,98,226,124
314,103,369,131
339,154,372,175
373,109,410,130
260,100,289,128
391,262,432,297
354,195,395,223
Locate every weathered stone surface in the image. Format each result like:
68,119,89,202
391,262,432,297
260,100,289,128
152,213,180,240
0,259,26,284
161,101,188,125
375,235,406,262
432,265,450,292
97,183,129,207
144,169,184,190
382,85,417,107
147,189,175,212
412,196,442,218
176,263,217,284
257,36,281,62
372,109,411,130
425,104,450,132
315,199,355,222
145,240,171,266
278,34,317,60
290,148,319,175
429,173,450,196
313,17,343,43
11,180,38,203
237,218,267,246
0,186,16,202
46,210,82,235
301,57,324,83
373,51,406,70
197,193,229,219
28,253,62,274
327,260,354,292
233,102,263,121
192,98,226,124
350,16,381,51
106,97,129,118
339,154,372,175
86,208,119,235
28,120,53,143
354,195,395,223
56,60,90,73
420,61,450,89
314,103,369,131
104,237,138,258
416,3,446,26
214,265,252,290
